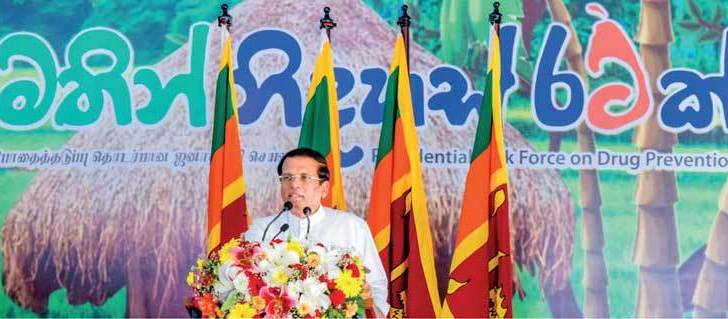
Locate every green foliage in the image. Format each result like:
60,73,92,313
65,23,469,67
528,0,726,77
677,0,723,42
527,0,643,99
0,0,243,65
164,0,244,55
673,0,726,73
439,0,522,63
0,0,92,54
80,2,172,64
361,0,402,25
563,0,640,48
436,0,532,91
410,0,443,57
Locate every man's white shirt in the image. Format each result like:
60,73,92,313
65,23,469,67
245,206,390,314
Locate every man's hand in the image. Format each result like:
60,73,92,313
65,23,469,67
372,305,385,318
361,283,374,308
361,283,386,318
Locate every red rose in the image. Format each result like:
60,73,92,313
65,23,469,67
330,289,346,307
318,274,336,290
291,263,308,280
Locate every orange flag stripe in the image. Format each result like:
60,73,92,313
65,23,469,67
208,150,224,232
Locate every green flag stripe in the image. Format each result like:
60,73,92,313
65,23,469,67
471,70,494,162
375,67,401,166
299,76,332,155
211,65,234,154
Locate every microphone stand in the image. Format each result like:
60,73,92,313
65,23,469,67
261,201,292,242
303,207,312,240
271,224,289,241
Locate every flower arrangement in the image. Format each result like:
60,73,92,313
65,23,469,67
186,237,371,318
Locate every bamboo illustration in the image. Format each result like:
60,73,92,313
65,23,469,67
545,1,608,317
633,0,682,317
439,0,473,64
692,183,728,317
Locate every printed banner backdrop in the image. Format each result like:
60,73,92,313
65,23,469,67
1,0,727,317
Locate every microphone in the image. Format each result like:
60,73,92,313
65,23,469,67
261,201,293,242
303,207,312,240
271,224,289,241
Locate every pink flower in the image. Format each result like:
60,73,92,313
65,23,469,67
248,273,266,296
259,286,297,317
231,247,248,260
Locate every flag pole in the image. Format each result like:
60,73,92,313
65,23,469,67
217,3,232,30
320,7,337,42
489,1,502,36
397,5,411,66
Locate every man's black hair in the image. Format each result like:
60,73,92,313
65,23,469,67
276,147,330,181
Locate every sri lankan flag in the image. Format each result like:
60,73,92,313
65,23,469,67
207,29,248,253
366,33,440,318
298,32,346,210
441,26,513,318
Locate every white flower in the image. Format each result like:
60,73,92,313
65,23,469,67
255,258,274,274
307,245,340,278
299,277,330,311
214,261,242,300
263,266,292,287
325,267,342,281
274,243,301,266
323,253,343,279
287,278,304,297
291,277,330,316
232,271,251,300
213,281,233,301
262,242,300,269
308,244,327,256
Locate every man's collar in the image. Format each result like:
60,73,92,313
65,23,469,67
287,205,327,223
308,205,326,224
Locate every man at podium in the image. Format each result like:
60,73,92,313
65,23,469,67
245,148,389,316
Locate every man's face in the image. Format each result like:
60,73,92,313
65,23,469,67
279,156,329,216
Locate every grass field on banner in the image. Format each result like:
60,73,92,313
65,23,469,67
513,164,725,318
